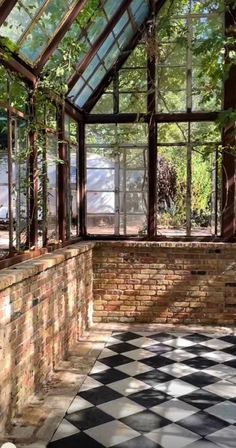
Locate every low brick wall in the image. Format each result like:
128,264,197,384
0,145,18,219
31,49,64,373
0,243,94,433
93,241,236,326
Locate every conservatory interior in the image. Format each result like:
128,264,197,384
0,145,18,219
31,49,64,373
1,0,236,447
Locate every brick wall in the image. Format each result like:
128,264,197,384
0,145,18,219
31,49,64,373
93,242,236,326
0,243,94,433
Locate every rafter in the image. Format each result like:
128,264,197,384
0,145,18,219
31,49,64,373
68,0,133,91
35,0,88,74
0,0,18,27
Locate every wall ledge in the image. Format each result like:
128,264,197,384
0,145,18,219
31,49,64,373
0,242,95,292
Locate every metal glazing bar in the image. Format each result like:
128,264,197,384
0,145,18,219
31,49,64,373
68,0,133,91
57,103,67,242
35,0,88,73
78,122,86,235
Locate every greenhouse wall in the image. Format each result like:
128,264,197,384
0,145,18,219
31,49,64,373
93,242,236,325
0,243,93,433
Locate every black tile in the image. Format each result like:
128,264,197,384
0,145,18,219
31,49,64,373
182,356,216,370
178,410,228,436
219,335,236,345
181,389,224,410
147,344,174,355
89,369,128,385
184,344,215,357
224,359,236,369
79,385,121,405
142,355,175,369
149,332,176,342
106,342,136,353
184,333,212,343
183,372,221,388
121,410,170,433
112,332,140,341
66,407,113,430
99,355,132,367
129,388,172,408
113,435,162,448
48,432,104,448
222,346,236,356
135,369,174,387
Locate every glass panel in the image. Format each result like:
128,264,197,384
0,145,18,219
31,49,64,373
0,109,9,253
86,124,117,144
191,149,213,236
119,93,147,113
75,85,93,108
47,134,58,243
157,146,187,236
91,93,113,114
157,90,186,112
13,117,28,249
69,145,78,237
119,69,147,91
89,65,107,90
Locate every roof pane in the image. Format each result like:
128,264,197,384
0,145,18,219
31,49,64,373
67,0,151,108
1,0,77,65
89,64,107,89
104,0,123,18
75,84,93,108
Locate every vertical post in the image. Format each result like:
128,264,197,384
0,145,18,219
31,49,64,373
186,123,192,236
28,92,38,247
79,122,86,235
222,3,236,239
147,0,157,237
58,103,67,243
7,107,14,253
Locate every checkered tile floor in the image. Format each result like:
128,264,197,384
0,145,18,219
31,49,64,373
48,330,236,447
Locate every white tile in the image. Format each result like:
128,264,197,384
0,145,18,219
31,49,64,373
203,364,236,379
98,348,117,359
108,377,151,396
51,419,79,441
202,351,235,363
206,400,236,424
115,361,154,376
151,398,199,422
162,349,196,362
158,363,198,378
85,420,139,447
154,379,198,397
146,423,200,448
122,348,156,361
80,377,102,391
204,380,236,399
227,375,236,384
200,338,233,350
90,361,110,374
67,396,93,415
129,337,159,348
207,425,236,448
165,338,196,348
106,337,124,346
98,397,145,419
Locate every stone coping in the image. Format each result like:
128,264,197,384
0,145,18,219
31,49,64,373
0,239,235,292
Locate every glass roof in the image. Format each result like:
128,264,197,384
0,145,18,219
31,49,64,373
67,0,150,109
0,0,154,111
0,0,77,65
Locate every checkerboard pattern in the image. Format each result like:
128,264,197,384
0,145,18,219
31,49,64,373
48,330,236,447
